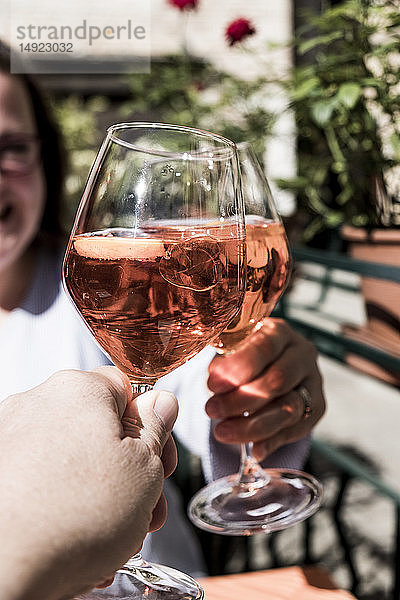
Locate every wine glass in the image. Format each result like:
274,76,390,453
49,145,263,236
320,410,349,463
188,141,322,535
62,122,246,599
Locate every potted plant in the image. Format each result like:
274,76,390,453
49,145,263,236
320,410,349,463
277,0,400,382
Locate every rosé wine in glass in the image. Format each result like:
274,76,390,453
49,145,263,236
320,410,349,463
65,224,244,384
214,217,291,353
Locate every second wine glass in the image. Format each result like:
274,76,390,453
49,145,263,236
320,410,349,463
188,142,323,535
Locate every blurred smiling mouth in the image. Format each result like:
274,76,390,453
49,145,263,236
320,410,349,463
0,204,12,222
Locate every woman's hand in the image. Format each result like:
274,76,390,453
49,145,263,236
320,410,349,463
0,367,178,600
206,319,326,462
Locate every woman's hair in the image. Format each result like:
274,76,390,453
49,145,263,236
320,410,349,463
0,40,65,238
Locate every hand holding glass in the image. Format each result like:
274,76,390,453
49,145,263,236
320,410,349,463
188,142,322,535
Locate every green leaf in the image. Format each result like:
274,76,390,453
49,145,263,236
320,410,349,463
337,83,362,108
325,212,344,227
303,217,325,242
292,77,320,101
311,99,337,126
275,176,309,191
298,31,343,55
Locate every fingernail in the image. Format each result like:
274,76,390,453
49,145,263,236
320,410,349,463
153,391,178,431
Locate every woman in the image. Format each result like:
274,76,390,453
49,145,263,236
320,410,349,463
0,39,325,576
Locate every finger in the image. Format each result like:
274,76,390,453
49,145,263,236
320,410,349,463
213,372,325,450
251,377,325,461
252,413,311,462
297,373,326,429
213,394,301,445
207,319,293,393
161,434,178,479
91,366,132,418
206,342,314,419
148,492,167,532
206,388,268,420
134,390,178,456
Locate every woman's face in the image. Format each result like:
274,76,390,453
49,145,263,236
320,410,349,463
0,72,45,273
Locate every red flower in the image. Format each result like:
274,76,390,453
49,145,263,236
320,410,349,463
168,0,198,10
225,18,256,46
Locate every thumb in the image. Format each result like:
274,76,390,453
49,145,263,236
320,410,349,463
123,390,178,457
91,365,132,417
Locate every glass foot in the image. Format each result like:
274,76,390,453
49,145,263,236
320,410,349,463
188,468,323,535
74,558,204,600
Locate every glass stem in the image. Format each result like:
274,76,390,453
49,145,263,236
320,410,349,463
237,442,269,486
121,385,154,573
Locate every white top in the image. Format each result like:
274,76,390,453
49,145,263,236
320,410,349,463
0,246,309,576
